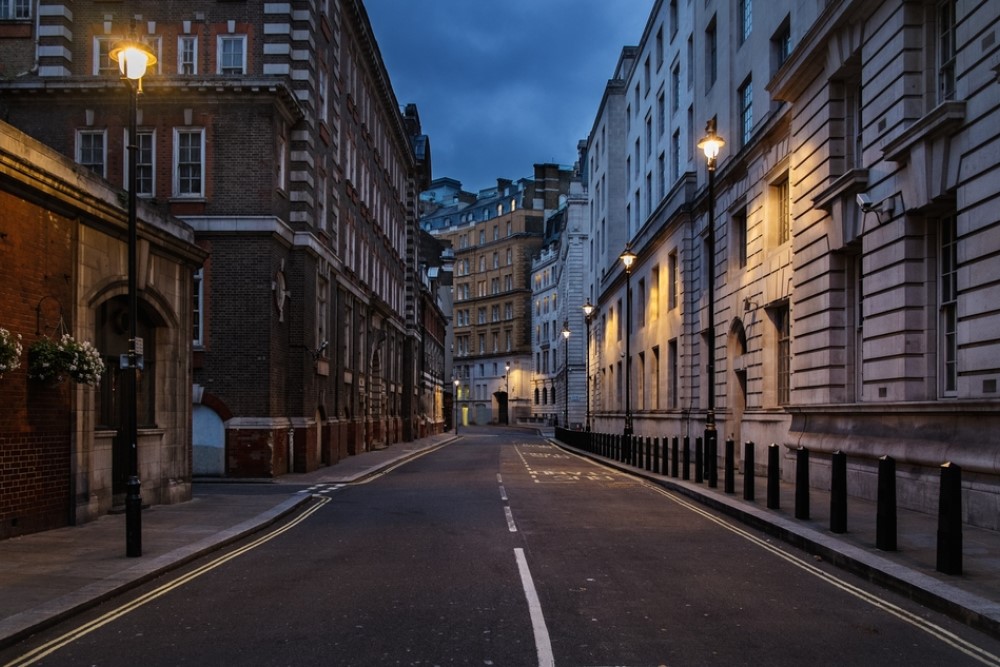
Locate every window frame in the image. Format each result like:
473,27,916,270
173,127,206,198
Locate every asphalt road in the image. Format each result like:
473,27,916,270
4,426,1000,666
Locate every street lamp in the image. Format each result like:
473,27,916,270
582,300,594,431
110,32,156,559
505,361,511,425
698,118,725,480
453,377,460,434
561,323,571,429
619,246,637,442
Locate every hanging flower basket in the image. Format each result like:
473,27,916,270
28,334,106,386
0,327,22,379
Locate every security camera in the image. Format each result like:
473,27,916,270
856,193,873,211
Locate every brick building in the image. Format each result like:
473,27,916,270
0,1,430,478
0,121,206,537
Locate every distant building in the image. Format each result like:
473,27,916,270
422,165,573,425
0,1,430,481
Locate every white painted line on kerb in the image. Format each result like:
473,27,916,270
504,505,518,532
499,485,508,501
514,548,555,667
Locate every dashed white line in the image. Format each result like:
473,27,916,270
499,485,508,501
504,506,518,532
514,548,554,667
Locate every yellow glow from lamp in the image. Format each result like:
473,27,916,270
109,41,157,81
619,247,637,273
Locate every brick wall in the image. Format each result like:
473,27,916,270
0,190,75,538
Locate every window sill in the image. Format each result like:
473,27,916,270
883,101,966,163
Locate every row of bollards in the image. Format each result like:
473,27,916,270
554,426,965,576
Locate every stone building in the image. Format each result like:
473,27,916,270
0,121,206,538
0,0,430,478
583,0,1000,528
421,165,573,425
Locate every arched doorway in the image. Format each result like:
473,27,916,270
94,296,162,498
193,405,225,476
727,318,749,449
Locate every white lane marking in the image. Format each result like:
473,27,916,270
497,473,503,483
504,505,518,532
499,485,508,501
514,548,554,667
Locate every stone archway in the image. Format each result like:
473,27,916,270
727,318,749,449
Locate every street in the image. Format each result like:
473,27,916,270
3,426,1000,666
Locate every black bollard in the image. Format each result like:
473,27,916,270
767,443,780,509
724,438,735,494
794,446,810,520
125,475,142,557
830,450,847,533
937,462,963,575
743,441,755,501
707,431,718,489
672,436,679,478
876,455,897,551
653,437,661,474
682,436,690,480
645,436,652,471
695,437,704,484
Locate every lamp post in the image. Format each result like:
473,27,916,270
505,361,511,425
453,378,460,434
561,323,571,429
582,300,594,431
697,118,725,478
110,34,156,559
619,246,637,442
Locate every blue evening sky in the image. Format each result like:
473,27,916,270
365,1,655,193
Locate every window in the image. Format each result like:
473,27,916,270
178,36,198,75
657,91,666,136
650,266,660,321
705,17,717,91
0,0,31,19
732,205,748,268
655,26,664,69
937,0,956,102
739,77,753,146
671,130,680,183
771,16,791,73
94,37,117,75
644,56,651,95
193,268,204,346
669,0,678,38
668,339,678,409
773,176,790,245
668,251,678,310
77,130,106,177
130,130,155,196
638,278,646,328
616,299,623,341
317,274,329,353
638,351,646,409
939,215,957,395
174,128,205,197
218,35,246,74
645,115,652,156
276,136,288,191
671,63,680,113
775,305,791,405
739,0,752,44
651,346,660,409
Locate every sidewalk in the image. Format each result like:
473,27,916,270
0,433,456,649
1,427,998,651
546,431,1000,639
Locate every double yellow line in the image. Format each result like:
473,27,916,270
4,496,330,667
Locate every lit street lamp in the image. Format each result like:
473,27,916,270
582,300,594,432
453,377,460,434
110,32,156,559
697,118,725,482
561,323,571,428
619,246,637,443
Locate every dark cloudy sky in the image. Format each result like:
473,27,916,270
365,1,654,194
